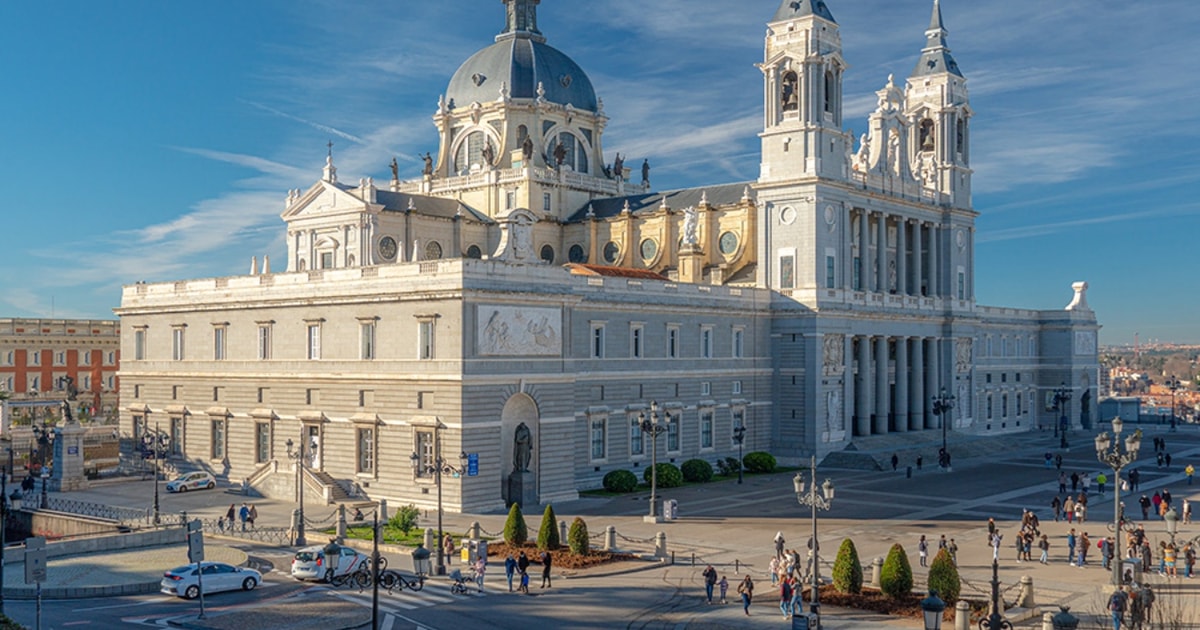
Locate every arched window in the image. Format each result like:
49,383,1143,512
540,245,555,264
454,131,489,173
465,245,482,259
956,119,966,155
919,119,935,152
823,70,836,114
781,71,799,112
546,132,589,174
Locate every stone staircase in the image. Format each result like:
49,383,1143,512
821,430,1043,471
310,470,352,503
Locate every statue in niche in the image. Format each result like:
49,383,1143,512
422,153,433,176
888,260,898,293
513,422,532,472
553,141,567,166
887,130,901,175
481,140,496,167
1080,390,1091,428
522,136,534,160
681,206,699,246
827,389,843,432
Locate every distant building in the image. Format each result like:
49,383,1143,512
0,318,121,418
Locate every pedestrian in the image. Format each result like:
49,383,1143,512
226,503,236,527
738,575,754,616
1187,464,1195,486
702,564,717,604
1014,532,1023,563
474,554,488,592
891,453,899,471
1068,529,1077,566
1164,542,1178,578
518,551,529,579
991,532,1002,562
1130,468,1140,492
1185,543,1195,579
1065,496,1076,523
1166,453,1173,469
444,533,455,565
1038,535,1050,564
947,538,958,566
247,503,257,528
774,531,785,560
1044,452,1053,469
938,534,948,551
718,575,729,604
1163,488,1173,507
1109,587,1127,630
1140,495,1151,520
1082,473,1091,496
919,535,929,567
540,550,553,588
1097,473,1107,496
519,569,530,594
238,503,249,531
1055,453,1063,470
1100,537,1110,570
1184,499,1193,524
1071,472,1080,492
1051,496,1062,522
1152,492,1162,514
987,517,997,544
779,574,793,618
1079,532,1090,567
1075,501,1086,524
1157,452,1164,468
504,554,517,592
768,556,780,585
217,516,226,532
916,455,923,470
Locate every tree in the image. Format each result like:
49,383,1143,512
388,504,420,535
926,549,960,604
567,517,589,555
879,543,913,599
503,503,528,546
831,538,863,594
537,504,560,550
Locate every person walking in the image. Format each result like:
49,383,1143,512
1071,472,1080,493
991,531,1002,562
226,503,236,528
519,569,530,594
540,550,553,588
1109,587,1128,630
1186,464,1195,486
718,575,729,604
938,535,948,552
1166,453,1173,469
987,518,997,545
1038,535,1050,564
1184,543,1195,579
702,564,717,604
504,554,517,592
947,538,958,566
1079,532,1090,567
443,533,456,565
1065,497,1076,523
1052,496,1062,522
1140,495,1152,520
1184,499,1193,524
768,556,780,585
247,503,257,529
778,574,793,618
916,455,923,470
517,551,530,577
1075,501,1087,524
238,503,249,531
919,535,929,567
737,575,755,616
1164,542,1178,578
1067,529,1077,566
774,531,786,560
1097,473,1107,496
789,575,803,615
891,453,899,472
473,554,488,592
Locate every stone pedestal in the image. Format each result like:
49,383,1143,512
507,470,537,509
50,422,89,492
678,245,704,284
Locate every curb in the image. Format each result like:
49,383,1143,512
4,581,160,599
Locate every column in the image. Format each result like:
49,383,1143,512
912,220,921,297
894,337,909,432
928,224,939,297
925,337,940,429
910,338,925,430
874,336,889,434
897,217,908,295
876,213,887,293
855,336,871,436
843,334,855,431
858,210,870,292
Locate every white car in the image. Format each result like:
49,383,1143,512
291,544,368,582
165,471,217,493
161,561,261,599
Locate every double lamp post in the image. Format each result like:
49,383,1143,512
141,422,171,525
1094,416,1141,586
1053,383,1072,450
638,402,669,523
793,456,834,624
409,425,466,576
931,388,956,469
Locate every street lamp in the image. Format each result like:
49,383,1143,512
30,420,54,477
1166,376,1181,430
921,590,946,630
409,426,466,576
1053,383,1072,450
931,388,956,470
979,560,1012,630
285,437,309,547
732,414,747,485
793,455,834,624
1095,416,1141,586
141,422,171,525
638,401,669,523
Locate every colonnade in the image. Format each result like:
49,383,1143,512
847,335,948,437
852,208,942,297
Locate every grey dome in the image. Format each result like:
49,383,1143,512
773,0,837,24
446,36,598,112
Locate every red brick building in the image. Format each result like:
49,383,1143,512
0,318,120,418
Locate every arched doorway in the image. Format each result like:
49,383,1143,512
500,393,539,507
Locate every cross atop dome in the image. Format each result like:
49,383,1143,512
499,0,545,44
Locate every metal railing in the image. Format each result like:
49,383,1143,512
41,495,154,527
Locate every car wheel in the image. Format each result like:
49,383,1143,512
184,585,200,599
242,577,257,591
179,485,188,493
206,482,215,490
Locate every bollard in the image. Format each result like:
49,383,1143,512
1042,611,1054,630
604,525,616,552
906,466,913,479
655,531,668,559
379,499,388,523
1017,575,1035,609
470,521,482,540
870,557,884,587
424,527,435,551
336,504,347,542
955,600,970,630
559,520,567,543
735,559,740,573
691,552,696,566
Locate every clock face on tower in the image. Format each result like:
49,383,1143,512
379,236,398,261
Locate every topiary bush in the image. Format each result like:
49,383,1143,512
880,543,914,599
716,456,741,476
926,548,960,605
537,504,560,550
503,503,528,546
603,469,639,493
642,462,684,488
743,451,777,474
567,516,590,555
680,459,714,483
388,504,421,535
832,538,863,594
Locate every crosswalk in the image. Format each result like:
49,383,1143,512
325,578,474,613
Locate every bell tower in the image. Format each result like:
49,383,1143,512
759,0,850,183
905,0,973,210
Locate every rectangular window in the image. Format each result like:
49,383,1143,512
361,322,376,360
506,191,515,210
30,350,41,366
732,328,744,359
257,325,272,360
732,380,743,395
700,326,713,359
1002,394,1009,417
80,350,90,366
213,327,226,361
357,428,375,474
418,320,435,360
591,324,605,359
82,375,91,390
30,375,40,391
1016,393,1023,416
257,387,266,404
54,351,65,366
134,330,146,360
701,381,711,396
172,328,186,361
780,255,795,289
852,258,861,291
666,411,681,452
213,386,221,402
415,431,434,478
543,193,552,214
699,408,714,449
417,391,432,409
630,414,644,457
957,271,966,300
211,420,226,459
630,325,643,358
590,415,607,460
986,396,993,420
170,417,183,456
667,326,679,358
826,255,836,289
255,423,271,464
321,252,334,269
106,351,115,365
307,324,321,360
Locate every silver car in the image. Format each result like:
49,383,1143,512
290,544,367,581
161,562,261,599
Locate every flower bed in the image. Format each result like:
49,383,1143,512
485,541,637,570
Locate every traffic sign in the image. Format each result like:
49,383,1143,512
24,536,47,584
467,453,479,477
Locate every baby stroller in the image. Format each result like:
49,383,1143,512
448,568,474,595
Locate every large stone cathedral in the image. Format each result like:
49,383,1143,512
117,0,1100,513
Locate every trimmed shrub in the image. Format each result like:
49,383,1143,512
831,538,864,594
716,457,741,476
388,504,421,535
537,504,560,550
926,548,960,604
567,517,590,555
680,459,714,483
603,469,639,493
880,543,914,599
642,462,684,488
503,503,528,546
743,451,777,474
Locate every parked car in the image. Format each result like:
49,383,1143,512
161,562,261,599
165,471,216,493
291,543,368,581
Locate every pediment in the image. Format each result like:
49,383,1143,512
281,181,376,220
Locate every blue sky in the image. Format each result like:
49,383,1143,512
2,1,1198,344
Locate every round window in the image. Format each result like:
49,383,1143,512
424,241,443,260
465,245,482,259
719,231,739,255
568,244,587,263
603,242,620,264
378,236,398,261
540,245,555,264
640,238,658,261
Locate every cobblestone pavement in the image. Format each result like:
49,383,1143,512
3,544,247,597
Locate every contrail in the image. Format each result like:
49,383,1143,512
241,99,365,145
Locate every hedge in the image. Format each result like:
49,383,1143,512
567,517,590,555
602,469,639,493
642,462,684,488
680,459,714,483
926,548,960,604
743,451,777,474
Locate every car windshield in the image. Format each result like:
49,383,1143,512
294,552,315,562
167,565,195,575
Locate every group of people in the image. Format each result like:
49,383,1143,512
1108,583,1156,630
500,549,553,594
219,502,257,531
916,534,958,567
1051,493,1090,523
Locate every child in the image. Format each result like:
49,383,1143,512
718,575,729,604
519,569,530,594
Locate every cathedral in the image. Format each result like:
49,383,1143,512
116,0,1100,513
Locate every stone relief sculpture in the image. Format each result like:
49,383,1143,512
823,334,844,374
1074,331,1097,355
956,338,972,373
681,206,699,246
854,133,871,172
827,389,843,432
479,306,561,356
512,422,532,472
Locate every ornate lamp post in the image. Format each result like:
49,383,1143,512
921,590,946,630
980,559,1012,630
1053,383,1072,450
285,437,309,547
793,455,834,625
1095,416,1141,586
638,402,668,523
409,426,466,576
931,388,956,470
732,415,746,485
30,420,54,478
141,422,171,525
1166,376,1181,428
